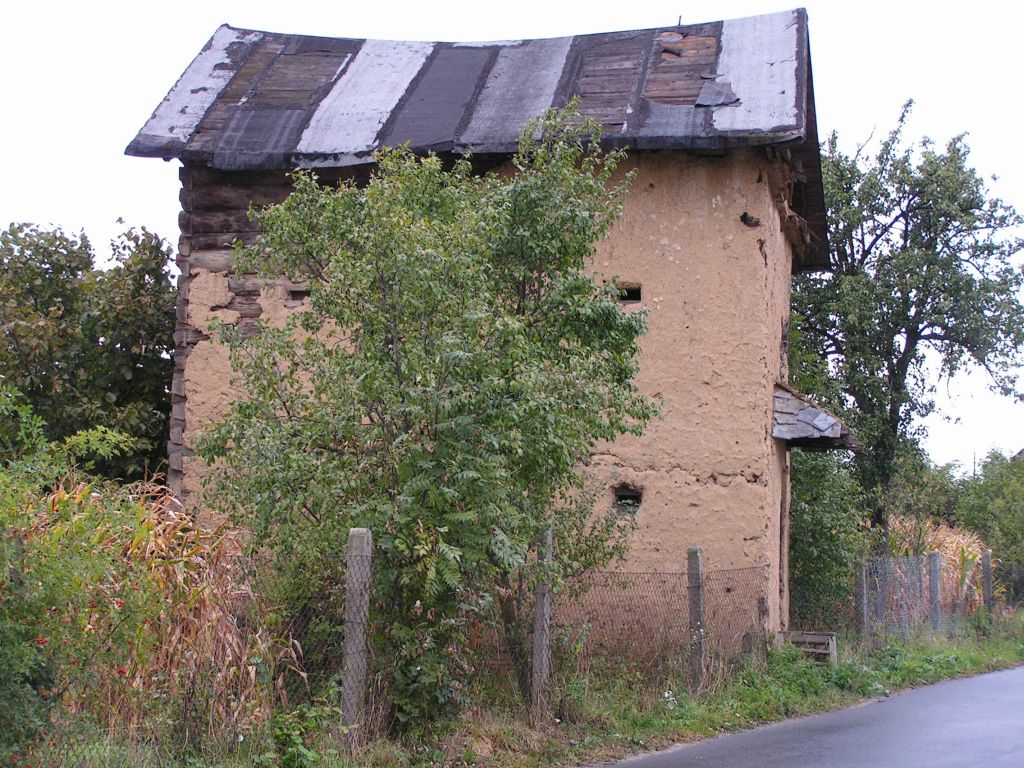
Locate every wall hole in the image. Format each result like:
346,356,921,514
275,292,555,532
612,483,643,515
617,282,642,304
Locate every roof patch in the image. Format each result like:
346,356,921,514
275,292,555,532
130,26,263,155
713,10,800,133
459,36,573,151
380,45,493,151
296,39,435,155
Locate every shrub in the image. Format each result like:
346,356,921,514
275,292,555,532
1,391,293,757
789,451,868,628
200,107,654,727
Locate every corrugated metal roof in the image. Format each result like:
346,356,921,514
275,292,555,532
126,8,828,268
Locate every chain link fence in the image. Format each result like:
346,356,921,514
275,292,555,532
792,551,1010,645
33,526,1019,764
548,563,771,687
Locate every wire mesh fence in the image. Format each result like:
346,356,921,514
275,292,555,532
792,551,1008,645
549,564,771,684
16,545,372,768
861,555,932,639
21,518,1017,767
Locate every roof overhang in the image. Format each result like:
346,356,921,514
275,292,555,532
126,9,829,270
773,384,858,451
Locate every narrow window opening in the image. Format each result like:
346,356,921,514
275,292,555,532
617,282,642,304
288,287,310,302
612,484,643,515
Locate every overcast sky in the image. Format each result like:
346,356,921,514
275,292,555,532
3,1,1021,472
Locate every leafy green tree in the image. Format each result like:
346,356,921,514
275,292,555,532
0,223,175,478
879,448,961,555
792,104,1024,530
788,450,867,629
957,451,1024,580
200,110,654,725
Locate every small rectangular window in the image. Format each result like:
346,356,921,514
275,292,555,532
617,282,642,304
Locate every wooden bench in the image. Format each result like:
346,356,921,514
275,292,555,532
777,631,837,665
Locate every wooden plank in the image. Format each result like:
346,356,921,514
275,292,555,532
184,183,291,212
189,209,261,235
227,277,265,294
190,231,260,251
189,250,236,273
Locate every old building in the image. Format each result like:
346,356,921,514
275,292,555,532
127,8,851,634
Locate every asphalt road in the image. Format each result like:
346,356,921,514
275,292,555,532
592,666,1024,768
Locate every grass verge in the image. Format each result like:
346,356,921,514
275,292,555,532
24,615,1024,768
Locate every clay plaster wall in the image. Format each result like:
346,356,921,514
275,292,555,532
172,148,795,630
585,150,792,630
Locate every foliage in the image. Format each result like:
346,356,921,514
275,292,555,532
0,222,175,479
254,702,343,768
791,103,1024,526
957,450,1024,565
200,107,654,726
1,391,150,753
1,393,288,758
788,450,868,628
957,450,1024,595
879,449,961,554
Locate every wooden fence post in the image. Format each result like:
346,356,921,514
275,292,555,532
875,556,890,627
982,549,994,612
856,562,870,639
531,525,553,719
342,528,373,745
928,550,942,633
687,547,705,687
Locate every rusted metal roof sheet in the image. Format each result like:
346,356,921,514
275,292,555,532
127,8,828,267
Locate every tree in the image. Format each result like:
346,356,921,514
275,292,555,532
200,110,655,724
788,450,867,629
957,451,1024,592
0,223,175,479
792,103,1024,530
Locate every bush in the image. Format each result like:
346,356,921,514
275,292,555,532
1,391,291,758
789,451,868,628
957,450,1024,596
1,389,153,752
200,107,654,727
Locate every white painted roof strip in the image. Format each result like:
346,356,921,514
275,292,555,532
460,36,573,149
142,26,263,143
296,39,435,155
713,10,800,133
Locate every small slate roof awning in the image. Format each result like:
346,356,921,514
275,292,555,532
773,384,858,451
125,8,828,270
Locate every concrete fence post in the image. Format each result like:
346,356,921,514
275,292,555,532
687,547,705,687
342,528,373,745
530,525,553,719
982,549,994,612
928,550,942,633
856,562,870,639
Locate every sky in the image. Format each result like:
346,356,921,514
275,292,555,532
2,1,1022,472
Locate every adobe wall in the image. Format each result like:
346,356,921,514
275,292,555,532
586,150,793,632
171,148,795,631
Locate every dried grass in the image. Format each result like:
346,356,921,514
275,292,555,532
889,515,987,613
37,480,301,744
